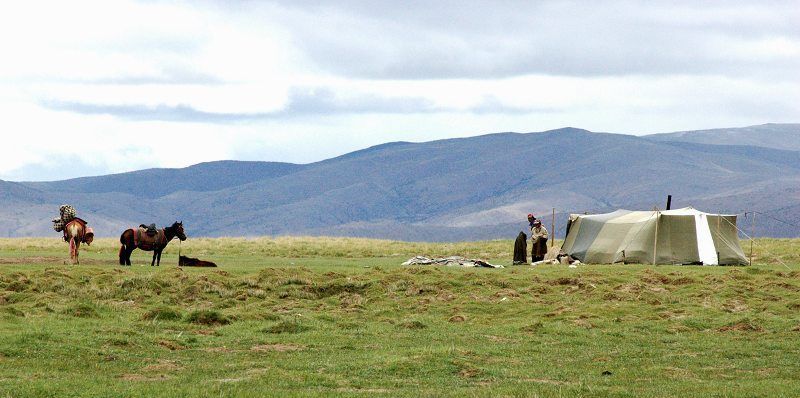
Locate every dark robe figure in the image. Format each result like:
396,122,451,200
532,238,548,262
513,231,528,265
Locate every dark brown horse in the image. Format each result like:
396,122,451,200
118,221,186,266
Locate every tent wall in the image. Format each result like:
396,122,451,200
706,215,749,265
562,208,749,265
654,214,702,265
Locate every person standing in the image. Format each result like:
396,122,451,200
531,219,549,262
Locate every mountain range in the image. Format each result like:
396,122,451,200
2,123,798,240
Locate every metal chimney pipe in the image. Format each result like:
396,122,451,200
666,195,672,210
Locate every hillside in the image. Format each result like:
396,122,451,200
3,126,800,240
647,123,800,151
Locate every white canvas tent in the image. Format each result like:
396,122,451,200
561,207,748,265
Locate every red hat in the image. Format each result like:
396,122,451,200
527,213,535,219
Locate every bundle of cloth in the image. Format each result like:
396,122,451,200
402,256,504,268
532,247,581,266
52,204,77,232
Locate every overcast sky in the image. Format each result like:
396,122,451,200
2,1,798,181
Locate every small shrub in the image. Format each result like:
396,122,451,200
63,302,99,318
142,306,183,322
185,310,230,325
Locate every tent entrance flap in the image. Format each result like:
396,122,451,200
695,214,717,265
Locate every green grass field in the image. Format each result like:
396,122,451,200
1,237,799,397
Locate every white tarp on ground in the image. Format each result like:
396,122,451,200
402,256,504,268
561,207,748,265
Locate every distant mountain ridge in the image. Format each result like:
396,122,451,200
646,123,800,151
2,124,798,240
24,160,303,199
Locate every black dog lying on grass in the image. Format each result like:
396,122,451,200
179,255,217,267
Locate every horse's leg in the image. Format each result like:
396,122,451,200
75,241,80,265
124,246,133,266
69,237,76,264
157,250,162,266
151,250,157,266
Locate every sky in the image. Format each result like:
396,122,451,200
1,1,798,181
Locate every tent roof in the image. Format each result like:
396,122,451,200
574,207,739,220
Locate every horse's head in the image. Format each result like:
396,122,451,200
173,221,187,241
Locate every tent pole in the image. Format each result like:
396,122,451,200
750,211,755,266
653,211,659,265
551,208,555,248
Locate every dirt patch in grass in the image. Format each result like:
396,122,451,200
493,289,520,298
670,277,695,285
658,311,686,320
457,367,482,379
718,320,764,333
549,277,580,286
158,340,186,351
615,283,643,294
251,343,304,352
544,306,572,317
448,315,466,323
142,360,183,372
640,271,671,285
722,300,748,313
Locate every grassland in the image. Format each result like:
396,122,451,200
1,237,799,397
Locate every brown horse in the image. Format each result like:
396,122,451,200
118,221,186,266
64,218,94,264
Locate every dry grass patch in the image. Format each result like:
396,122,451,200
250,343,304,352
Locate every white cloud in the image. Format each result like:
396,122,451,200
0,0,798,180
